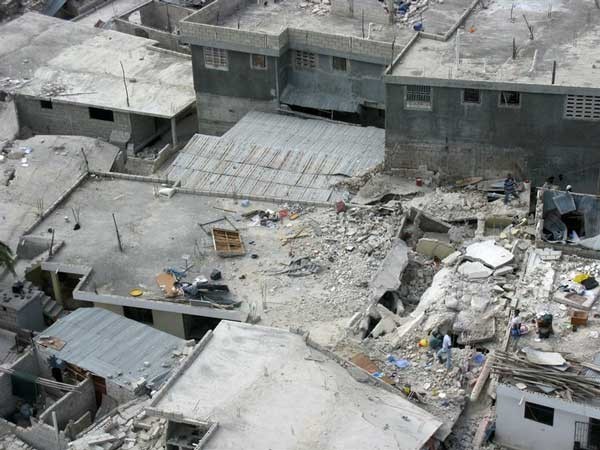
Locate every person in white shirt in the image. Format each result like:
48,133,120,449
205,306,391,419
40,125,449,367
436,332,453,369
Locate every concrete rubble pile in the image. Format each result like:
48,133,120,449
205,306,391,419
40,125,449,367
68,401,164,450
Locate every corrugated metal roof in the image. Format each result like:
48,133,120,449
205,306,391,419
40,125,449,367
167,112,384,203
35,308,186,391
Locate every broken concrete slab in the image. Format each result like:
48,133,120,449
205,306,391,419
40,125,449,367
416,238,456,260
442,251,462,267
493,266,514,277
458,261,493,279
370,238,409,301
465,240,514,269
522,347,566,366
409,207,452,233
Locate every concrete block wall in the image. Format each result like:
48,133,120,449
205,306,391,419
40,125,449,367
331,0,389,24
138,1,193,30
39,377,97,430
13,418,68,450
0,373,16,418
114,19,190,53
15,96,131,142
385,84,600,192
196,92,279,134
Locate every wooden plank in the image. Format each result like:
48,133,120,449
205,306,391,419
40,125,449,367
212,228,246,257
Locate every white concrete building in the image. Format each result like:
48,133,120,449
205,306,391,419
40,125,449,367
496,383,600,450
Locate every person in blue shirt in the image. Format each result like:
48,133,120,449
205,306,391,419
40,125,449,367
504,174,519,205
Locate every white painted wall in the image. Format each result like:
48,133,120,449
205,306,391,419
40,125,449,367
496,383,600,450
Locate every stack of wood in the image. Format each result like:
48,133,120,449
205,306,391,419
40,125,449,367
491,350,600,401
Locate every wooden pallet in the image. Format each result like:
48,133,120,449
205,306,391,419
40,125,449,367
212,228,246,257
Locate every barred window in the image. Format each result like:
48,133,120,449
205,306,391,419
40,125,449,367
499,91,520,107
332,56,347,72
564,95,600,121
204,47,228,70
463,88,481,104
250,54,267,70
405,85,432,110
294,51,317,70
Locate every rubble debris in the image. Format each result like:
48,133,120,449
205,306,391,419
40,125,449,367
416,237,456,260
491,351,600,401
522,347,566,366
370,238,409,301
465,240,514,269
458,261,493,279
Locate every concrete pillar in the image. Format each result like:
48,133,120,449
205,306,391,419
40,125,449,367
49,271,63,306
152,310,186,339
170,117,178,148
94,302,124,316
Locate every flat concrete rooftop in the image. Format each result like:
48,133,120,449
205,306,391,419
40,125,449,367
390,0,600,89
0,135,119,249
151,321,442,449
26,176,321,320
193,0,473,43
0,13,195,117
218,0,409,42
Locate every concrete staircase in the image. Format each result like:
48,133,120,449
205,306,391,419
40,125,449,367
41,294,63,323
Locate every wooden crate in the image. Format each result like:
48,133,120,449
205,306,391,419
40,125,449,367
212,228,246,257
570,309,589,327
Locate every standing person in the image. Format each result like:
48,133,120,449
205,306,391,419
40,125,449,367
504,174,519,205
511,309,522,336
437,332,453,369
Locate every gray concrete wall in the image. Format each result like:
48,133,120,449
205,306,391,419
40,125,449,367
139,1,193,30
94,302,124,315
16,297,45,332
385,84,600,192
152,310,186,339
496,383,600,450
0,417,68,450
39,377,97,430
15,96,132,142
0,373,15,418
192,47,278,100
113,19,191,53
287,53,385,105
331,0,389,24
196,92,279,134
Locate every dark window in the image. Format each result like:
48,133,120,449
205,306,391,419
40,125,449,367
40,100,53,109
250,54,267,70
332,56,347,72
524,402,554,426
123,306,154,325
463,89,480,104
499,91,521,106
89,107,114,122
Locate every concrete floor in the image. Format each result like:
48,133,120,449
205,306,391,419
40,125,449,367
152,321,443,450
0,135,119,249
74,0,151,25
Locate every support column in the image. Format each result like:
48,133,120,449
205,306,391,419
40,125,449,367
170,117,178,148
50,271,63,305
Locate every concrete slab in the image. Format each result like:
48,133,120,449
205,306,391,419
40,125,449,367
458,261,492,279
465,240,514,269
389,0,600,90
0,13,195,118
0,135,119,248
416,237,456,260
150,321,443,450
